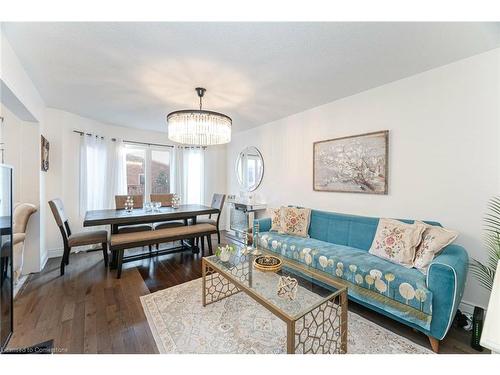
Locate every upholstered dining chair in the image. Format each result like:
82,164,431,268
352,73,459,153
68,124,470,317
150,193,185,230
115,194,144,210
115,195,153,253
114,194,153,232
150,193,185,250
49,199,108,276
150,193,174,207
12,203,37,283
196,193,226,244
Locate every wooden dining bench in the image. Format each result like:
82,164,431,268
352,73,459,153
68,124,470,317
110,223,218,278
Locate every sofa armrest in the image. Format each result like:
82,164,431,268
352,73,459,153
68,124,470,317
253,217,272,233
426,244,469,340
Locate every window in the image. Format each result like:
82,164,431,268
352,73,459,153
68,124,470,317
151,149,171,194
124,145,172,199
125,147,146,197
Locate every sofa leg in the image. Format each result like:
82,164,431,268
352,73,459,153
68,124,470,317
428,336,440,353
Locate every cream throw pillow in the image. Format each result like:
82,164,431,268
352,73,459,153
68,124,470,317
280,206,311,237
268,207,282,232
413,221,458,274
369,218,426,268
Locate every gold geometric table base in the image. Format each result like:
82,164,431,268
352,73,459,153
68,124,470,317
290,292,347,354
201,257,348,354
202,262,241,306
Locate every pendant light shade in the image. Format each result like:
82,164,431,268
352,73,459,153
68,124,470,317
167,88,232,146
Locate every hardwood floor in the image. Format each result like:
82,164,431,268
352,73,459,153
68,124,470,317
8,232,483,354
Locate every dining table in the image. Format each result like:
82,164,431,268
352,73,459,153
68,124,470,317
83,204,219,267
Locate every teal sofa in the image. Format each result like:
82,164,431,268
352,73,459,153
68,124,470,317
253,209,468,352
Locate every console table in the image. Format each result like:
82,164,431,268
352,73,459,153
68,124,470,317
227,199,266,243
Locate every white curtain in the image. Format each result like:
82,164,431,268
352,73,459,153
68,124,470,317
106,138,127,206
173,146,205,205
79,136,127,216
79,136,107,216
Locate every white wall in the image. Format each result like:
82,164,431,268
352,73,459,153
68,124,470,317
0,29,45,122
1,27,47,272
2,24,228,266
1,103,41,273
227,48,500,309
44,108,227,256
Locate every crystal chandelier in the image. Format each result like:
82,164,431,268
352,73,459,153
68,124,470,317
166,87,232,146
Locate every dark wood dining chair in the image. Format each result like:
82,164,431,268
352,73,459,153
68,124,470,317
197,193,226,244
48,198,108,276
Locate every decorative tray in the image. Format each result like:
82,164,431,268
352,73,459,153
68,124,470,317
253,255,282,272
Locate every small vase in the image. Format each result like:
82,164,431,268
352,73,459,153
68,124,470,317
219,249,231,262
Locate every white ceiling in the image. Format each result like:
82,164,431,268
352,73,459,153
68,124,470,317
3,22,500,132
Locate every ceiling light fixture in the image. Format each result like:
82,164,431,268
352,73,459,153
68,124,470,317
166,87,232,146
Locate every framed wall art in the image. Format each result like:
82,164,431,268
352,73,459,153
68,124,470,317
313,130,388,194
41,135,49,172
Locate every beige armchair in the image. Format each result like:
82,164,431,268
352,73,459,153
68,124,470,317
12,203,37,284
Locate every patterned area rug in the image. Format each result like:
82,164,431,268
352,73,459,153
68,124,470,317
140,278,432,354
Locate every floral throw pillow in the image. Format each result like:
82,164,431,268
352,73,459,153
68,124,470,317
268,207,282,232
280,206,311,237
369,218,426,268
413,221,458,274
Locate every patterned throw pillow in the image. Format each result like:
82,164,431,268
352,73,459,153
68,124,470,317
280,206,311,237
413,221,458,274
268,207,282,232
369,219,426,268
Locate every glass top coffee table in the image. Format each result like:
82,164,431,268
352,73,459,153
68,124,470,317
201,247,348,354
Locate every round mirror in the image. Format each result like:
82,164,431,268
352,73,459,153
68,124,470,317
236,146,264,192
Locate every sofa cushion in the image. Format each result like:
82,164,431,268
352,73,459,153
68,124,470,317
369,219,426,268
308,210,380,250
257,231,433,330
268,207,282,232
413,221,458,274
305,210,442,252
280,206,311,237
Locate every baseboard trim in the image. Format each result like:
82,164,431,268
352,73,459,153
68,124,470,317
40,252,48,271
47,247,64,259
13,275,29,298
459,300,485,315
47,245,98,259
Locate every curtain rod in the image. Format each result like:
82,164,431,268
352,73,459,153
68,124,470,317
73,130,174,148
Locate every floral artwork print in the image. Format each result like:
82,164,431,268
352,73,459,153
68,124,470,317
313,131,388,194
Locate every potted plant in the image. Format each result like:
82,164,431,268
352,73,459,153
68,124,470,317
216,244,236,262
470,196,500,350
